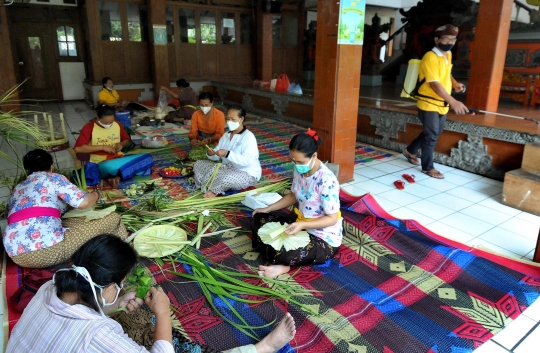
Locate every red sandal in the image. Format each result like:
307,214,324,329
402,174,416,183
394,180,405,190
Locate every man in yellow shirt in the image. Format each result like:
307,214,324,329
97,77,127,109
402,24,469,179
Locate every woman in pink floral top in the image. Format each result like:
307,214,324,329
3,149,127,268
252,130,342,279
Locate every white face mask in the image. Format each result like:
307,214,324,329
227,121,241,131
201,106,212,114
105,86,113,91
98,120,113,129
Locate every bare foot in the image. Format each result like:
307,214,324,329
258,265,290,279
254,313,296,353
203,190,217,198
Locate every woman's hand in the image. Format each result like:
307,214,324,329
285,222,305,235
116,292,144,313
190,139,201,146
207,148,216,156
201,137,211,145
145,287,170,318
215,149,227,157
103,145,116,154
252,207,271,216
114,143,123,152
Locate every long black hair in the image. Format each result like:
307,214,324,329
289,130,323,158
96,104,116,119
23,149,53,174
101,77,112,88
199,91,214,102
176,78,190,88
54,234,138,312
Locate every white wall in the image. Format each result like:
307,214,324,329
28,0,77,6
59,62,85,100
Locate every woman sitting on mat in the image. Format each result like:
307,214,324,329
162,78,198,124
7,234,296,353
97,77,127,109
187,91,225,147
2,150,127,268
74,104,153,188
193,105,261,198
251,130,342,279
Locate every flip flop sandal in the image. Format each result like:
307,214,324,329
394,180,405,190
422,170,445,179
402,174,416,183
402,149,420,166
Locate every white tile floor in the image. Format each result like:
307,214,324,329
342,153,540,352
1,102,540,351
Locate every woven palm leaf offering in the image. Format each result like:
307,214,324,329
258,222,310,251
133,225,189,258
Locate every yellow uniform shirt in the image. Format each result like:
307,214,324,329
89,122,123,163
98,88,120,105
416,48,453,115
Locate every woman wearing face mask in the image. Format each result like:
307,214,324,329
97,77,128,109
7,234,297,353
2,150,127,269
74,105,153,188
187,91,225,147
251,130,342,279
193,105,261,198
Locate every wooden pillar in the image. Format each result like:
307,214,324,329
256,9,273,82
312,0,362,183
148,0,169,98
82,0,104,84
466,0,513,111
0,6,20,110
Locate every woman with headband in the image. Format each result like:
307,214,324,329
252,129,342,279
7,234,296,353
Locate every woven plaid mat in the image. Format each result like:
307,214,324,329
112,192,540,353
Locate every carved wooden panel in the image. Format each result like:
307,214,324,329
102,42,127,78
219,45,237,76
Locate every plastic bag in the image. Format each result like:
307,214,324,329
156,89,172,120
287,83,303,95
275,74,291,93
270,79,277,92
241,192,283,210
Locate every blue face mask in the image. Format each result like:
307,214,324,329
295,156,313,174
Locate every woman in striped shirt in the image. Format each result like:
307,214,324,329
7,234,296,353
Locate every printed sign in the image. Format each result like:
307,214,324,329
153,25,167,45
338,0,366,45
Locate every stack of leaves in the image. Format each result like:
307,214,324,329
62,205,116,222
258,222,310,251
133,224,189,258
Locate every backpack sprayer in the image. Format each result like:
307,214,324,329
401,59,540,124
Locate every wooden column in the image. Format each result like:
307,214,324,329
82,0,104,84
312,0,362,183
148,0,169,98
256,10,273,82
466,0,513,111
0,6,19,110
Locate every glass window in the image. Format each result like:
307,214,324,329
127,3,148,42
240,13,253,45
285,17,298,46
99,1,122,41
166,7,174,43
200,11,216,45
56,26,77,56
221,12,235,44
272,16,282,46
178,8,196,44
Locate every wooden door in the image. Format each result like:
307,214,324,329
12,22,61,100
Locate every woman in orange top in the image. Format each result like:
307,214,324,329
187,92,225,147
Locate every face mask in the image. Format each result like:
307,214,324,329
201,106,211,114
98,120,113,129
94,281,123,307
105,86,113,91
437,43,454,52
227,121,240,131
295,156,313,174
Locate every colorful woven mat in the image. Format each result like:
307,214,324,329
119,193,540,353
